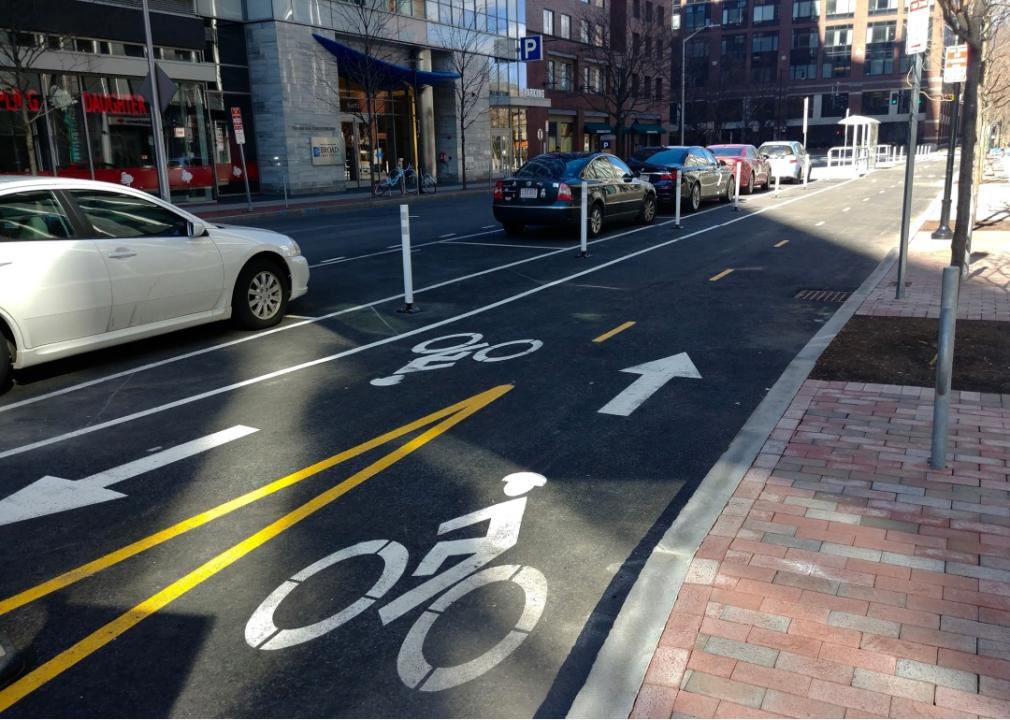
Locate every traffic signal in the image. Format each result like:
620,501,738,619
890,91,899,106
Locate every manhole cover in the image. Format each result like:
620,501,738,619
794,289,853,302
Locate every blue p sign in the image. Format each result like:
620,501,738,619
519,35,542,61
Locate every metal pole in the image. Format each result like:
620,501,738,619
142,0,171,201
803,155,809,188
674,174,682,228
397,204,419,313
802,96,809,151
897,52,923,300
237,142,252,212
80,102,96,180
930,266,960,469
733,164,741,211
933,83,961,240
680,38,687,146
577,180,589,257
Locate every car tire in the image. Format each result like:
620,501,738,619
232,257,289,330
639,194,657,225
0,338,10,392
720,179,734,203
686,183,702,213
745,173,755,195
503,222,524,236
588,202,604,236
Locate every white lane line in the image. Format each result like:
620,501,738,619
862,197,870,202
0,176,858,458
286,225,342,234
842,207,851,212
318,256,346,263
816,220,825,226
482,224,498,229
284,314,315,320
879,190,886,194
444,240,566,250
439,232,457,239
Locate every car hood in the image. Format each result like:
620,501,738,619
206,223,301,256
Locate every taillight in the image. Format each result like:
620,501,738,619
657,172,674,181
557,182,572,203
493,180,504,200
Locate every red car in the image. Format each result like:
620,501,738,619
707,144,772,195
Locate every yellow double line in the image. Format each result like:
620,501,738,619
0,385,511,712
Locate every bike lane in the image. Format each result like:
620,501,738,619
0,166,935,716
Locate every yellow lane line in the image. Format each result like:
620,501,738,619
774,240,789,248
0,384,512,713
0,385,511,619
709,268,735,282
593,321,636,344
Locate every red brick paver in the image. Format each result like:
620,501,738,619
634,381,1010,718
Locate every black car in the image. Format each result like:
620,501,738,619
493,152,657,237
632,146,736,212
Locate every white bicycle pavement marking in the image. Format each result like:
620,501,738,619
370,333,543,387
0,176,860,459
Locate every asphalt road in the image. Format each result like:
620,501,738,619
0,162,945,717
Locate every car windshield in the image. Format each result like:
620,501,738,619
711,147,744,157
642,148,689,165
630,147,665,162
515,156,589,178
760,145,795,157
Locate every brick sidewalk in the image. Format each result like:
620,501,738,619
632,381,1010,719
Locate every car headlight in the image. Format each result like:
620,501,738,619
285,239,302,257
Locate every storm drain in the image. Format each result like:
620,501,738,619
794,289,853,303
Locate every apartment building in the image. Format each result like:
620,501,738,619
673,0,948,149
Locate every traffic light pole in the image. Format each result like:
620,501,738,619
932,83,961,240
896,52,922,300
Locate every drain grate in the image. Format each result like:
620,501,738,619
794,289,853,303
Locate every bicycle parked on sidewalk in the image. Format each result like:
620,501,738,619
405,165,437,193
373,168,406,197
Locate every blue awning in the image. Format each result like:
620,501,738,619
313,35,461,88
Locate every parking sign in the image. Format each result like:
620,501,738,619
519,35,542,61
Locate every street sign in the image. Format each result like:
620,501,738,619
944,44,968,84
905,0,930,55
230,106,246,145
519,35,543,61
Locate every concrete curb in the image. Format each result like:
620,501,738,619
566,176,942,719
194,186,491,222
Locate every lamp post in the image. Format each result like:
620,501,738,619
680,24,711,146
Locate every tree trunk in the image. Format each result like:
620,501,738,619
367,92,379,182
950,35,983,269
19,100,39,175
460,113,467,189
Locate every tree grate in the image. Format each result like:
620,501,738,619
794,289,853,303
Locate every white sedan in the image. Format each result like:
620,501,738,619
0,177,309,388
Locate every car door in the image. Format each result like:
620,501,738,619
608,155,645,217
702,149,725,197
68,188,225,331
588,157,621,216
0,189,112,349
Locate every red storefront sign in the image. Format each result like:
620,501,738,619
82,92,148,116
0,89,42,113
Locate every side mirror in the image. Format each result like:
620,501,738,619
623,173,635,181
188,220,208,237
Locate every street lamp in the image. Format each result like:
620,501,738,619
680,23,712,146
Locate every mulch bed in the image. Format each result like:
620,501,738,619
920,219,1010,232
812,315,1010,393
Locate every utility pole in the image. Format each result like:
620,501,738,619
933,84,962,240
680,24,710,146
897,52,923,299
141,0,171,201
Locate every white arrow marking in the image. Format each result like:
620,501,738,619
0,425,258,525
598,353,701,417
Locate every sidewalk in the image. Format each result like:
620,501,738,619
627,183,1010,718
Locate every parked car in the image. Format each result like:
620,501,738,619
493,152,657,237
708,144,771,194
0,177,309,388
757,141,810,183
632,146,736,212
626,146,671,174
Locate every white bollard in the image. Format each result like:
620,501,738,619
803,156,809,188
578,180,588,257
398,204,418,313
774,172,780,197
674,174,682,228
734,166,741,211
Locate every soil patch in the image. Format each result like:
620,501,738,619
812,315,1010,393
921,219,1010,232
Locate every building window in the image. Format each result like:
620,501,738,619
868,0,897,13
658,6,665,27
821,91,849,117
753,0,778,25
580,19,590,43
685,37,709,88
548,59,574,91
543,9,554,35
594,24,605,46
593,0,605,7
646,1,653,21
657,38,663,59
643,75,652,98
560,14,571,39
865,21,896,75
751,32,779,84
645,35,652,57
584,65,604,93
790,28,818,80
822,24,852,77
792,0,820,20
826,0,854,17
655,77,663,100
684,4,710,31
632,74,639,96
722,0,747,28
633,32,641,53
634,0,641,18
721,33,747,85
862,90,891,115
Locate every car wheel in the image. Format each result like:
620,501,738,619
745,173,755,195
639,194,656,225
588,202,604,236
0,339,10,392
503,222,524,236
233,257,289,330
686,183,702,213
720,179,735,203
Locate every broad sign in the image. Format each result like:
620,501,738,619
905,0,930,55
944,44,968,84
310,136,341,166
230,106,246,145
519,35,542,61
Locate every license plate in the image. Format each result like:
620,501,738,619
520,187,538,199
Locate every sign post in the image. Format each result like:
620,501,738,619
934,45,967,240
231,106,253,212
896,0,929,299
141,0,172,201
802,96,809,152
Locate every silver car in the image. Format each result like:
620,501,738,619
758,141,810,183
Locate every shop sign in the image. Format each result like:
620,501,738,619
0,89,41,113
310,136,341,166
82,92,148,116
521,88,545,99
231,106,246,145
943,45,968,84
905,0,930,55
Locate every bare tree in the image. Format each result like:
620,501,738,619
434,18,490,189
0,0,48,175
934,0,1010,267
578,8,674,156
332,0,400,180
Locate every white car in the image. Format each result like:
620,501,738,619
758,141,810,183
0,177,309,388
